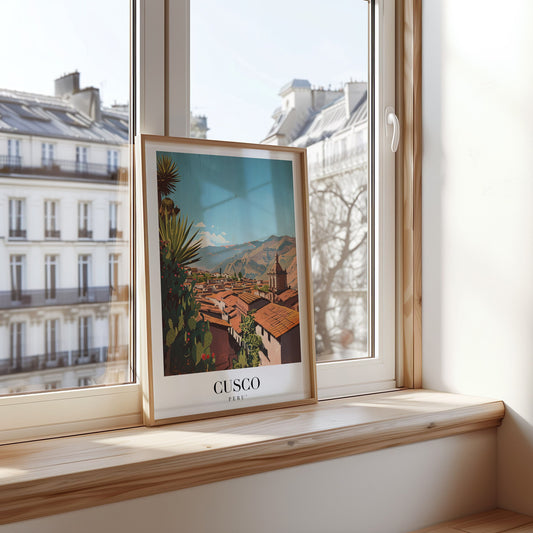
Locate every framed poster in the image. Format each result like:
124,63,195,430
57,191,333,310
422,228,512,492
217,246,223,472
137,134,317,425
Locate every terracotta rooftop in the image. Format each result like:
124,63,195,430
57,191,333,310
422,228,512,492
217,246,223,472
238,292,262,305
224,294,240,308
277,288,298,303
215,290,234,300
230,316,242,334
205,316,230,329
254,303,299,338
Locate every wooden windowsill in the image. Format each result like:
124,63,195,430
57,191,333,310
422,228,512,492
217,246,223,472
0,389,504,525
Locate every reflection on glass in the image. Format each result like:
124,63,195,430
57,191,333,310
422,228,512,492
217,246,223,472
191,0,369,362
0,0,131,395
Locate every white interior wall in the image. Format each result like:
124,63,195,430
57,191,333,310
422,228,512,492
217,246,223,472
0,430,496,533
422,0,533,515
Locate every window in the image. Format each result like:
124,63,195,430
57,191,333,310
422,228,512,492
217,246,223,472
189,0,397,397
78,316,92,359
9,322,25,369
44,200,60,238
107,149,118,173
109,313,120,358
44,318,59,362
109,253,119,292
78,202,92,239
10,255,25,302
1,0,408,443
78,254,91,298
42,143,54,168
76,146,88,173
109,202,122,239
45,255,57,300
9,198,26,239
7,139,21,167
78,376,93,387
0,0,133,441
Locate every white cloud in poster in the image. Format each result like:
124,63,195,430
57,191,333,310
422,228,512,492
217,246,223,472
195,221,206,228
201,231,229,247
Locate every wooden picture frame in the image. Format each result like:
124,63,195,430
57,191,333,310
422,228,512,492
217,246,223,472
137,134,317,425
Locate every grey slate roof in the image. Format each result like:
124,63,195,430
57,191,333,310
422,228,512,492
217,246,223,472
291,91,367,148
0,88,128,145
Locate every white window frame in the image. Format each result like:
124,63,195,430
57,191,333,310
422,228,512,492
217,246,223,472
9,197,26,237
10,254,25,302
44,318,59,361
44,254,58,300
78,254,92,298
42,143,55,167
77,201,92,239
0,0,397,444
317,0,396,399
162,0,397,399
107,149,119,172
9,322,26,369
44,199,59,237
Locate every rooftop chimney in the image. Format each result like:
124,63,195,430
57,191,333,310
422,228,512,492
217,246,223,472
54,71,80,98
70,87,102,122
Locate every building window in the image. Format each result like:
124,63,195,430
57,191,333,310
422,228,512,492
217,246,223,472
78,202,92,239
109,202,122,239
107,149,118,173
78,316,92,359
109,253,119,292
7,139,21,167
78,376,93,387
45,255,57,300
44,200,60,238
44,319,59,362
109,314,120,358
78,254,91,298
41,143,55,168
76,146,88,173
10,322,25,369
8,198,26,239
10,255,25,302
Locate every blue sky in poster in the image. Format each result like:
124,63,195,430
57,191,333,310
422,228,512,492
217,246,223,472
159,151,296,247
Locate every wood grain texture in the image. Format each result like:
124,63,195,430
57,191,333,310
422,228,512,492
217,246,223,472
410,509,533,533
0,390,504,525
398,0,423,388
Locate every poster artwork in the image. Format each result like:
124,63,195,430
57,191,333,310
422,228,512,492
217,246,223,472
157,151,302,376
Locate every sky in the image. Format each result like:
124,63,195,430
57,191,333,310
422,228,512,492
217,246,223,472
159,150,296,247
0,1,367,142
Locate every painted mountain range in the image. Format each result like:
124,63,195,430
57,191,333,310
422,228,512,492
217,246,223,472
196,235,298,287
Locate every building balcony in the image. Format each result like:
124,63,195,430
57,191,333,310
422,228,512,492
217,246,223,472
45,229,61,239
0,285,129,309
0,155,128,183
78,228,93,239
8,228,26,239
108,228,123,239
0,345,129,376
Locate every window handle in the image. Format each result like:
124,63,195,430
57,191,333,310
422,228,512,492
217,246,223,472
385,106,400,153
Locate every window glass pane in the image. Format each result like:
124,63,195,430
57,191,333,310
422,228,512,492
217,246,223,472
191,0,369,363
0,0,131,395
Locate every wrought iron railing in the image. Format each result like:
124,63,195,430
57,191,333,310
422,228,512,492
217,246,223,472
0,345,129,376
109,228,124,239
78,228,93,239
9,228,26,239
45,229,61,239
0,285,129,309
0,155,128,182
